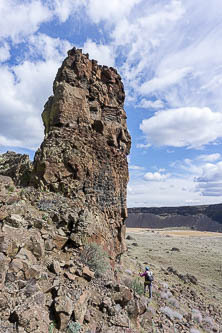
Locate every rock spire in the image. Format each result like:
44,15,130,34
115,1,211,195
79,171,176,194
31,47,131,260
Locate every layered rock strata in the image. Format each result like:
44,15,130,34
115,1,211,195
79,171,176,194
31,48,131,260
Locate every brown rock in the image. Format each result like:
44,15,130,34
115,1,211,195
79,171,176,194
0,175,14,191
73,291,90,324
5,214,27,228
64,271,76,281
31,48,131,261
0,233,19,257
127,297,147,318
18,306,49,332
45,238,55,251
113,285,133,307
55,295,73,314
51,260,61,275
24,265,42,280
16,248,37,265
0,151,32,186
53,234,68,249
25,233,45,259
9,258,24,273
82,265,95,281
0,208,8,221
55,295,73,330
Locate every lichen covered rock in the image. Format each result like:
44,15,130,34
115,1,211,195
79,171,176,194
31,48,131,260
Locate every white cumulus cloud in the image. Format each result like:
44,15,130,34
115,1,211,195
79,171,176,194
140,107,222,149
144,171,169,181
195,161,222,196
0,0,52,42
0,35,71,149
87,0,142,24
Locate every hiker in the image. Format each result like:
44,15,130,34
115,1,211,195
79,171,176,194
139,266,153,298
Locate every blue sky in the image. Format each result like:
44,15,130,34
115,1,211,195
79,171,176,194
1,0,222,207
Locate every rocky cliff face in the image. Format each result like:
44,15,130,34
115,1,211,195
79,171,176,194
127,206,222,231
0,177,147,333
31,48,131,261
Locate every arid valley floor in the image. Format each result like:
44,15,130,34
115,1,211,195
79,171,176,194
121,227,222,332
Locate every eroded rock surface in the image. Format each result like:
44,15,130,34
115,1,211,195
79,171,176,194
31,48,131,260
0,151,32,186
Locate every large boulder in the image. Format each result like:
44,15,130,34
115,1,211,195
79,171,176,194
31,48,131,261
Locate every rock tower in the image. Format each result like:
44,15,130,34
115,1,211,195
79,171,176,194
31,48,131,261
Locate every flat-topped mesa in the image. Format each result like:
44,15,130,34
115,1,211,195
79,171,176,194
31,47,131,261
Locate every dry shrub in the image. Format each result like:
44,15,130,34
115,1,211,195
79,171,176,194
202,316,218,332
161,282,169,289
123,277,133,289
191,309,202,323
160,306,183,320
80,243,111,277
160,291,172,299
190,328,201,333
167,297,180,309
203,316,214,326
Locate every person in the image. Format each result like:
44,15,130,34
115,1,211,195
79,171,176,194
139,266,153,298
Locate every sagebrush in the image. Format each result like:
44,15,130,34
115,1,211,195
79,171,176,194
80,243,110,277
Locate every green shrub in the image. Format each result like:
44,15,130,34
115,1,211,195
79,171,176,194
67,321,81,333
131,278,144,295
48,322,55,333
8,185,15,193
80,243,111,277
42,214,48,221
123,277,144,295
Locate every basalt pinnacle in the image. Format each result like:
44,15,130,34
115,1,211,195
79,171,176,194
31,47,131,260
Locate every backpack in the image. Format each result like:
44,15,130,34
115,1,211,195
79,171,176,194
145,271,153,282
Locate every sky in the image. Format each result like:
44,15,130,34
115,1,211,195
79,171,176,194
1,0,222,207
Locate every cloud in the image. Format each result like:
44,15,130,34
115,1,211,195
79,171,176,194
87,0,142,24
140,107,222,149
140,67,191,94
197,153,221,162
144,171,169,181
129,165,145,170
127,175,202,207
128,158,222,206
170,155,222,198
137,98,164,109
0,34,71,149
83,39,114,67
136,143,151,149
196,162,222,183
0,42,10,62
96,0,222,119
0,0,52,42
28,33,72,61
52,0,85,22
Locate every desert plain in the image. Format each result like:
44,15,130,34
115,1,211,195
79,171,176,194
121,227,222,332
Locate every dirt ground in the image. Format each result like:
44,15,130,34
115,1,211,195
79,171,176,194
125,227,222,308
